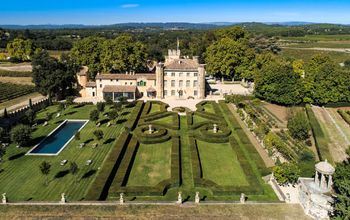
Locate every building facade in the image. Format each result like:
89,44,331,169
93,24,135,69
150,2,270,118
77,49,206,100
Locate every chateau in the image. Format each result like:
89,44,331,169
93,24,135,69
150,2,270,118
77,48,206,101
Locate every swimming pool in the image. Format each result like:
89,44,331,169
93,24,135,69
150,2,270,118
27,120,88,156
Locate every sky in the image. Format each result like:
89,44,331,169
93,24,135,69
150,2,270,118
0,0,350,25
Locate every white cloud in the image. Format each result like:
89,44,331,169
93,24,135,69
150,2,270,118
121,4,140,8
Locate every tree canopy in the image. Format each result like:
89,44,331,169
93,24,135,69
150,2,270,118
6,38,34,61
32,50,79,100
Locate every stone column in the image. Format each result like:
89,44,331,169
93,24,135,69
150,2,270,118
60,193,66,204
320,173,326,190
156,63,164,99
176,192,182,204
327,175,333,189
119,193,124,204
2,193,6,204
314,170,319,186
198,64,206,99
240,193,245,204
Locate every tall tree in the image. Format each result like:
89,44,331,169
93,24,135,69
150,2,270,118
100,35,148,73
6,38,33,61
32,50,78,100
39,161,51,186
70,36,105,79
332,158,350,219
254,57,304,105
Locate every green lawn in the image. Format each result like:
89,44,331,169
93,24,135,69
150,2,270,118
193,114,210,124
149,102,161,114
153,115,173,124
127,141,172,186
0,103,132,201
202,103,215,114
196,140,248,186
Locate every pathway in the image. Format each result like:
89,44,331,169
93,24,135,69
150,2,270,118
227,103,275,168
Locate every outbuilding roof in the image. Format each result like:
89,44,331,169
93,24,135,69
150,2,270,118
96,73,156,80
102,85,137,93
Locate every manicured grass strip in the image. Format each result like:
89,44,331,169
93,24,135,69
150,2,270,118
305,104,333,163
338,109,350,125
196,140,248,186
127,141,172,186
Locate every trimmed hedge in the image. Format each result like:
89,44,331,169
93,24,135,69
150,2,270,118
133,125,171,144
0,70,32,77
194,124,231,143
124,101,144,131
338,110,350,125
305,104,333,163
85,131,131,200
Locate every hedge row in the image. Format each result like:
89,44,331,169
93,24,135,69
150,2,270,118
0,70,32,77
338,110,350,125
194,124,231,143
85,131,131,200
218,101,242,130
124,101,144,131
113,136,181,196
305,104,333,163
189,135,203,179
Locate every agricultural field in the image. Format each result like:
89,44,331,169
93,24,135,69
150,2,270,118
0,103,133,201
85,100,277,202
0,82,36,103
280,48,350,64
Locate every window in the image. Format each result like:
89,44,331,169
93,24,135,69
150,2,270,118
125,82,127,85
110,79,113,82
171,90,175,96
167,72,172,76
171,72,175,77
187,72,191,77
193,80,198,87
171,80,175,87
179,80,183,87
186,80,190,87
164,90,168,96
130,82,132,85
194,72,198,77
100,84,102,88
179,72,183,77
194,90,198,96
164,80,168,87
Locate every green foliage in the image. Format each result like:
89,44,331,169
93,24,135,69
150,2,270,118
69,162,79,183
105,96,113,105
32,50,79,99
264,132,297,161
96,102,105,112
39,161,51,186
75,131,81,141
107,109,118,122
66,96,74,105
89,110,99,123
10,124,32,147
0,70,32,77
24,109,36,125
93,130,104,140
6,38,34,61
254,55,304,105
273,163,301,185
287,111,310,141
332,161,350,219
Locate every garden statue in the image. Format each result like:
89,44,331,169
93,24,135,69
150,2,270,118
119,193,124,204
177,192,182,204
148,124,154,134
195,192,200,204
60,193,66,204
213,124,218,133
2,193,6,204
240,193,245,204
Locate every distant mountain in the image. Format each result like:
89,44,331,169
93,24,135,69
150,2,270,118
0,22,349,30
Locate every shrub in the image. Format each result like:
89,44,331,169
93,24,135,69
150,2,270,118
124,101,143,130
93,130,104,140
96,102,105,112
75,131,81,141
90,109,99,123
66,96,75,105
273,162,301,185
287,111,310,141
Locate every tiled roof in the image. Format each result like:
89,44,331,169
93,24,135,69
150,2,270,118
96,73,156,80
165,59,199,71
102,85,137,93
86,81,96,87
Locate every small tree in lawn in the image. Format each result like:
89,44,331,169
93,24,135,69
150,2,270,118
108,110,118,124
66,96,74,105
57,102,65,112
105,96,113,105
24,109,36,125
93,130,104,141
39,161,51,186
75,131,81,141
96,102,105,113
46,112,53,121
70,162,79,183
90,110,99,124
10,124,32,147
0,146,5,165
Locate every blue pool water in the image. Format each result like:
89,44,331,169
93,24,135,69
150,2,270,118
29,120,87,155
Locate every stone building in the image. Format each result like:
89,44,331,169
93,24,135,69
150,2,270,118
298,160,335,220
77,48,206,101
